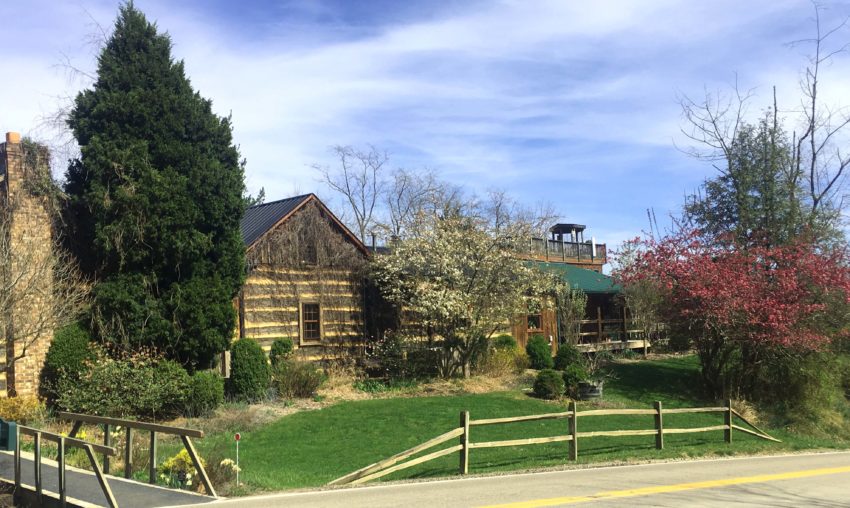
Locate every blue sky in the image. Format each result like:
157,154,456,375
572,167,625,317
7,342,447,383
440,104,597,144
4,0,850,249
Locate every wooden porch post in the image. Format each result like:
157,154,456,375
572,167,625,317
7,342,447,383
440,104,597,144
596,307,603,342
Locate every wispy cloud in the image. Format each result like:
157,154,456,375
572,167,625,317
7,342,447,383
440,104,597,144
3,0,850,248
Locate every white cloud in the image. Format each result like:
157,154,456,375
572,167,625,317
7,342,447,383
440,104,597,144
4,0,850,243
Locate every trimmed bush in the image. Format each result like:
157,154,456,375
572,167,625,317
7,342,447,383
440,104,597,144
533,369,565,399
269,338,294,367
274,360,326,398
478,347,528,376
526,335,554,370
57,349,191,419
0,396,46,424
227,339,271,402
40,322,94,403
563,363,589,397
492,334,518,351
554,343,582,370
186,371,225,416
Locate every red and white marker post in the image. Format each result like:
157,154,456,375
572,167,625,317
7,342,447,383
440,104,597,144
235,433,241,486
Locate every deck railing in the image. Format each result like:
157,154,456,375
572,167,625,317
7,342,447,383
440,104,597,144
526,238,606,263
329,400,779,486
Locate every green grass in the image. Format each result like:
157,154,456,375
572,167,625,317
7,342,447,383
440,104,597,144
184,355,848,493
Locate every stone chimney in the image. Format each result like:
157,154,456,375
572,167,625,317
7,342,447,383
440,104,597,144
0,132,55,397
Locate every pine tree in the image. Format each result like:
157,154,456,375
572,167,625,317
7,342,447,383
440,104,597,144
65,3,245,369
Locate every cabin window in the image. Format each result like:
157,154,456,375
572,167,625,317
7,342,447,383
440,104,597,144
527,314,542,332
301,302,322,343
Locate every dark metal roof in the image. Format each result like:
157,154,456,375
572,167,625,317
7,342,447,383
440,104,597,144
550,223,586,234
241,194,312,246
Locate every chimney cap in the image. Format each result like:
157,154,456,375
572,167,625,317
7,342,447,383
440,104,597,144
5,132,21,144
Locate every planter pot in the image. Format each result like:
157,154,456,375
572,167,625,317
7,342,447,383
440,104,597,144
578,380,604,400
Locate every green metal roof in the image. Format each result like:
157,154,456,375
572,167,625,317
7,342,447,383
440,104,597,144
531,261,621,294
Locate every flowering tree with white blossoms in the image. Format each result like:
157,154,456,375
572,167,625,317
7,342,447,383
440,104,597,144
371,206,553,378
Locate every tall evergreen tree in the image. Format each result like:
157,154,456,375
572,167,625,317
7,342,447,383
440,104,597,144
65,3,245,369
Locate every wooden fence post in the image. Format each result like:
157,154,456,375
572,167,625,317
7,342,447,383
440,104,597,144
103,424,111,475
125,427,133,479
459,411,470,475
58,436,66,507
596,308,603,342
149,431,157,484
34,432,42,502
568,402,578,461
654,401,663,450
725,399,733,444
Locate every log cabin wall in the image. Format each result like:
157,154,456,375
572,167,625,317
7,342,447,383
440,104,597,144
241,200,367,361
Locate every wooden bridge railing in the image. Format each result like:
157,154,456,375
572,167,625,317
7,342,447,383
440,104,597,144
329,400,780,486
16,424,118,508
57,411,216,498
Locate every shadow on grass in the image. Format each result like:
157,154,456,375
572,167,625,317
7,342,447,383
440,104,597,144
607,356,705,406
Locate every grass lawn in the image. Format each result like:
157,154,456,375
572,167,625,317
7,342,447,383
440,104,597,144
184,355,848,494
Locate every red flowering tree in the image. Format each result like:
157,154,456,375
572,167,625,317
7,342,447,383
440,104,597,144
615,230,850,397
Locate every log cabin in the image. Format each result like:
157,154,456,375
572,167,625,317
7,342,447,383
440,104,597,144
512,224,642,354
237,194,369,360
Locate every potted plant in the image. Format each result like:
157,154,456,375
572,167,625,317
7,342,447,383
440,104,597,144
577,353,611,400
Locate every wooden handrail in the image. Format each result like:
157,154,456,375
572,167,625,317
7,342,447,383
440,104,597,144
18,425,117,456
57,411,216,498
16,425,118,508
57,412,204,438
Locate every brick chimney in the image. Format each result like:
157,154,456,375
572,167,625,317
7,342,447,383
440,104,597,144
0,132,55,397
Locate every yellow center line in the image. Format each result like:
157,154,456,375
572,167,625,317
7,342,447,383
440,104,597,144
479,465,850,508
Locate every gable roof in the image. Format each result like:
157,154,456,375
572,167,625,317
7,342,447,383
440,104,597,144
241,194,311,246
241,193,369,256
531,261,621,294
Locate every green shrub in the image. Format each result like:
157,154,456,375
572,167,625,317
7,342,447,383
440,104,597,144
533,369,565,399
40,322,94,403
186,371,225,416
269,338,294,367
526,335,554,370
554,343,582,370
492,334,518,351
57,349,191,419
274,360,326,398
227,339,271,402
477,347,528,376
0,396,46,424
563,363,589,397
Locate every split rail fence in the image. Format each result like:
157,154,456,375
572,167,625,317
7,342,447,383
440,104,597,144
329,400,779,486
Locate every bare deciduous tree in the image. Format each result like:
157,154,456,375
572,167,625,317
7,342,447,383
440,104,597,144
313,145,388,242
678,3,850,241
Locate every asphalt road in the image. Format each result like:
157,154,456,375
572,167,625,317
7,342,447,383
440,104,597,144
178,451,850,507
0,450,215,508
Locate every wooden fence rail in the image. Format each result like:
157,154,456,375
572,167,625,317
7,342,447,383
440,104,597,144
16,425,118,508
329,400,780,486
56,411,216,498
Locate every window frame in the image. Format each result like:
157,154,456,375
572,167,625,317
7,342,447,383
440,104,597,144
299,301,323,344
